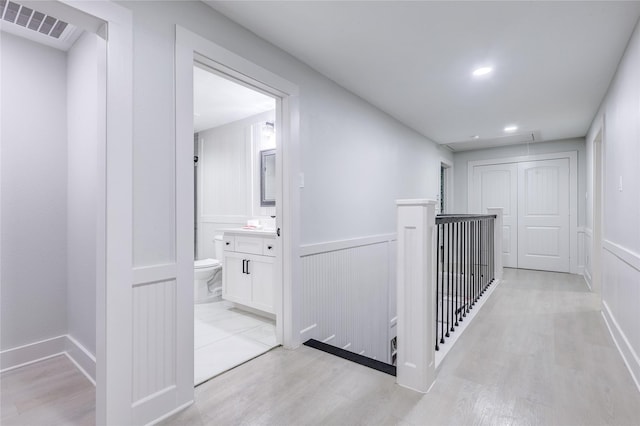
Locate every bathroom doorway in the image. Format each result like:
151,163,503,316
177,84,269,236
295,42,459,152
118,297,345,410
192,62,280,385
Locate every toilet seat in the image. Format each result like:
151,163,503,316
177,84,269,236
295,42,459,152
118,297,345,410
194,258,221,269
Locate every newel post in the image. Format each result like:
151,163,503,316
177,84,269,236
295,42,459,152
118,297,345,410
396,199,437,393
487,207,503,280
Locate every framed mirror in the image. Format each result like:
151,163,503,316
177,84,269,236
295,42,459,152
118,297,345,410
260,149,276,206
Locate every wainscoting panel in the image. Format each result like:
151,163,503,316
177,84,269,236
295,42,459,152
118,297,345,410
132,279,177,404
301,235,395,362
602,243,640,391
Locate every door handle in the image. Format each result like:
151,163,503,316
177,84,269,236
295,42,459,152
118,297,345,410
242,259,246,274
246,260,250,275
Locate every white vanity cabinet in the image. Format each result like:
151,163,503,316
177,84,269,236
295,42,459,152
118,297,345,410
222,230,276,314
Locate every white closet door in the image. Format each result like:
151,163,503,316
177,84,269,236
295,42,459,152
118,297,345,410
471,163,518,268
517,159,570,272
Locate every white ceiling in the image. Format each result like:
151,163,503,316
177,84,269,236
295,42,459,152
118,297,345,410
205,1,640,150
194,65,275,133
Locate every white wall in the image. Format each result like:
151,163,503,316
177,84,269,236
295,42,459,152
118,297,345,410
123,0,451,270
117,2,450,419
0,33,68,350
67,31,100,357
452,138,587,227
586,18,640,387
197,110,275,260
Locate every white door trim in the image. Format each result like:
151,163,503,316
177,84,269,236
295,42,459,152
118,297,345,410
439,158,453,214
591,120,605,294
467,151,578,274
175,24,301,404
57,1,134,424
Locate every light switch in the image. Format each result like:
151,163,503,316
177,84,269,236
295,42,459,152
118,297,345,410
619,175,623,192
299,172,305,188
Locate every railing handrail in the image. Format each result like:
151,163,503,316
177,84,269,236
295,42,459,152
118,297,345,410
436,214,496,224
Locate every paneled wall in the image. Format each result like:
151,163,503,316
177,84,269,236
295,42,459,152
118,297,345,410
300,236,396,362
197,111,275,260
132,280,176,403
586,18,640,389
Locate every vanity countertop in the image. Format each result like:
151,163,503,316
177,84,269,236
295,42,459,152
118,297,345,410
221,227,277,237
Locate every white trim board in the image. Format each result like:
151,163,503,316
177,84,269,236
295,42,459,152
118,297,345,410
603,240,640,273
467,151,579,274
602,301,640,393
0,334,96,385
300,233,396,257
133,263,178,286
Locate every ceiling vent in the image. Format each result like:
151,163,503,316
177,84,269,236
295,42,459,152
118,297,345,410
0,0,82,50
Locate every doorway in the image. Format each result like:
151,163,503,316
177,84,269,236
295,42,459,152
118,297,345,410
1,1,133,424
439,161,452,214
469,152,578,273
192,63,280,385
176,27,300,419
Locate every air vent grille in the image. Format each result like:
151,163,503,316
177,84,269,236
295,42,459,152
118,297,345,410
1,0,69,39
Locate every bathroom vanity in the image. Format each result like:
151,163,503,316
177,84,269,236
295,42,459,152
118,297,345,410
221,229,276,315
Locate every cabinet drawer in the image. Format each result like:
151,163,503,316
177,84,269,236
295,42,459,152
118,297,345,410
234,235,263,255
222,235,235,252
262,238,276,257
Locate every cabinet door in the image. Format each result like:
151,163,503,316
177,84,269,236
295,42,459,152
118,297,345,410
248,257,274,314
223,253,251,303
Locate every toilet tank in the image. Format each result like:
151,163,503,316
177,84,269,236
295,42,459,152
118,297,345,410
214,235,224,260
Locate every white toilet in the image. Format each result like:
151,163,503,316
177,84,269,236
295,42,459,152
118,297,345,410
194,235,224,303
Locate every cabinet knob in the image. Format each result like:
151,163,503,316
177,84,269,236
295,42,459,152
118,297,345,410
225,241,230,246
267,245,273,250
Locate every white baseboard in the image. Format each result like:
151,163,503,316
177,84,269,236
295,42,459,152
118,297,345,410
601,301,640,393
147,399,193,426
0,335,67,372
65,335,97,385
1,334,96,385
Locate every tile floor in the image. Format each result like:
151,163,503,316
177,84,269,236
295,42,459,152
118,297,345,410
194,301,277,385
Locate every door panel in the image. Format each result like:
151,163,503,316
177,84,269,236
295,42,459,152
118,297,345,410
517,159,570,272
471,164,518,268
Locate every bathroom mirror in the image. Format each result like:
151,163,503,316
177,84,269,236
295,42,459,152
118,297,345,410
260,149,276,206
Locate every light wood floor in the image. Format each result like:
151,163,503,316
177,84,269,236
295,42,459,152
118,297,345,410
1,354,94,425
3,269,640,425
162,269,640,425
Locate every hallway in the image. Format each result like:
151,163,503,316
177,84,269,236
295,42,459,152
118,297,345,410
163,269,640,425
3,269,639,425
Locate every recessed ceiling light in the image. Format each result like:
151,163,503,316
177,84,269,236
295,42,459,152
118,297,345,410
471,135,480,139
472,67,493,77
504,125,518,132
